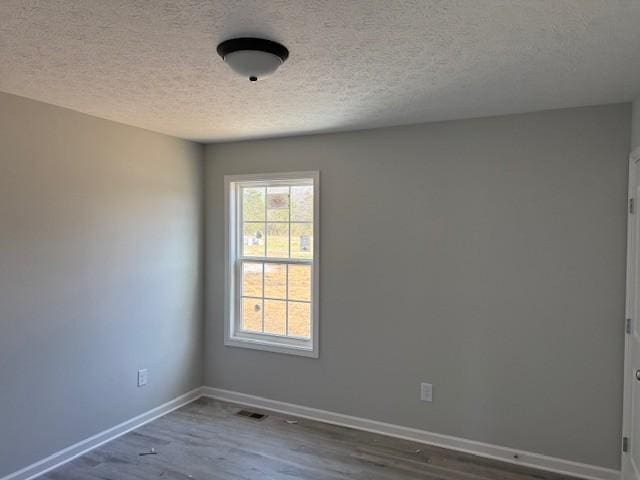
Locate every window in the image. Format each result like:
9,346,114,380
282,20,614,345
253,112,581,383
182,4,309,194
225,172,319,357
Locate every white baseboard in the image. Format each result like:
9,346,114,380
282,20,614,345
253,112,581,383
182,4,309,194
201,386,620,480
1,387,203,480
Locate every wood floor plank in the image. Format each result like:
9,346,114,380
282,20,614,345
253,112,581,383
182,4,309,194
40,397,581,480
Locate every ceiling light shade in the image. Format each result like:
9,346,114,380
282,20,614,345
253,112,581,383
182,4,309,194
217,38,289,81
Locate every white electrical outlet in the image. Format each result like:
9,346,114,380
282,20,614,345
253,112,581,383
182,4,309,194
420,382,433,402
137,369,148,387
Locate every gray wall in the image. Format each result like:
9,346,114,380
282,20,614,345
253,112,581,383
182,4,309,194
204,104,630,469
633,97,640,151
0,92,204,477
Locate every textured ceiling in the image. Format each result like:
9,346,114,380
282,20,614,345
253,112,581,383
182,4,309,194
1,1,640,142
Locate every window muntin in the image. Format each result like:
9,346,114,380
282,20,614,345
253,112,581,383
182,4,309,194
226,173,318,357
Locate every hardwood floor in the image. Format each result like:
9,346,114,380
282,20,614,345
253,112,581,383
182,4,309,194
42,397,578,480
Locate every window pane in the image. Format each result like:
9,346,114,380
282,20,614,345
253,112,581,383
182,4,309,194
264,300,286,335
291,222,313,259
288,264,311,302
243,222,265,257
232,178,317,352
267,186,289,221
267,222,289,258
242,298,263,332
242,187,265,221
242,262,263,298
291,185,313,221
288,301,311,338
264,263,286,299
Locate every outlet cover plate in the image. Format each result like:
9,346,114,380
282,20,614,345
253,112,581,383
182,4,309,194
420,382,433,402
138,369,148,387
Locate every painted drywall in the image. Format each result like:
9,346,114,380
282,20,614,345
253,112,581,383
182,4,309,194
0,92,203,477
204,104,630,469
632,97,640,152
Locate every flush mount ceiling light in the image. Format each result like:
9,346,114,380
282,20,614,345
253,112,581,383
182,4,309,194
217,37,289,82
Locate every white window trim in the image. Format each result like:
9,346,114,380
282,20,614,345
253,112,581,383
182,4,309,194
224,171,320,358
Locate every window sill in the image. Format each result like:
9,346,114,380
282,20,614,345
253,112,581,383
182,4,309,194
225,335,319,358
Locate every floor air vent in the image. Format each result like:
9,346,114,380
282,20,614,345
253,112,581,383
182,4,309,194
236,409,267,420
